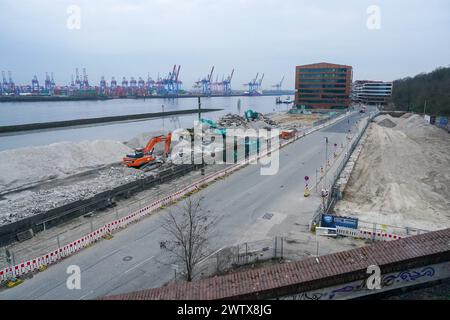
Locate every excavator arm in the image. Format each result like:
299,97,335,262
123,132,172,168
143,135,164,154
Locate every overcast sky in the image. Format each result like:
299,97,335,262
1,0,449,89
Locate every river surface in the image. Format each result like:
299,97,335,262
0,96,293,151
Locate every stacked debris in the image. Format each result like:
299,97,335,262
217,113,248,128
260,114,277,126
217,113,277,129
0,165,149,225
0,140,133,195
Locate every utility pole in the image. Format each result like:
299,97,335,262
324,136,329,187
423,100,427,115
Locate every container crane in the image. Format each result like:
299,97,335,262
75,68,82,89
31,75,39,93
222,69,234,95
256,73,264,94
272,76,284,91
99,76,107,94
2,71,9,94
167,64,181,95
8,71,15,94
195,66,214,96
146,74,155,94
111,77,117,89
82,68,89,88
243,72,261,95
51,73,55,88
174,65,181,94
44,72,52,90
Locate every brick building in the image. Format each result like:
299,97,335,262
295,62,353,109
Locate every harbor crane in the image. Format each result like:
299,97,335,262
195,66,214,96
243,72,263,95
222,69,234,95
168,64,181,95
272,76,284,91
82,68,89,88
31,75,39,93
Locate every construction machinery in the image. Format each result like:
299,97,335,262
244,109,260,121
200,118,227,135
123,132,172,169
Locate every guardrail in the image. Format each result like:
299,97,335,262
0,111,351,283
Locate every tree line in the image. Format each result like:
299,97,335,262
391,66,450,116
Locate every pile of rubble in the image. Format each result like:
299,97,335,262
217,113,277,129
0,139,133,194
0,166,149,225
217,114,248,128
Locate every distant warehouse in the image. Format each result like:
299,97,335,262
353,80,393,105
295,62,353,109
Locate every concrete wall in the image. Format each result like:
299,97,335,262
279,261,450,300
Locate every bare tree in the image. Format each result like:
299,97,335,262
160,196,215,282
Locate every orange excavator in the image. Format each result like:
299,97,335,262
123,132,172,169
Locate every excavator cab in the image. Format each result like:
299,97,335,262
123,133,172,169
126,148,145,159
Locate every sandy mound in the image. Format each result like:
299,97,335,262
377,118,397,128
335,114,450,231
0,140,133,194
400,112,413,119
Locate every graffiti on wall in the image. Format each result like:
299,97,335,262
280,262,449,300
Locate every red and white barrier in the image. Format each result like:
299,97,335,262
336,226,403,241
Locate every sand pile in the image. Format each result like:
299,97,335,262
375,116,397,128
334,114,450,231
0,140,133,194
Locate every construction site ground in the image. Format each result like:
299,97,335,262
0,111,370,299
334,113,450,231
0,111,332,265
0,111,325,226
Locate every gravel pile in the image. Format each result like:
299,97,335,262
217,114,248,127
0,166,149,225
377,118,397,128
217,113,276,129
0,140,133,194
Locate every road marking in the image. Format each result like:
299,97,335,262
124,256,154,274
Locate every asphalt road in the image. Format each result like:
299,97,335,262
0,111,367,300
